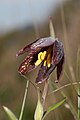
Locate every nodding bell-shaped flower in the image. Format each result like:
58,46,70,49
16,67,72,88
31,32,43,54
16,37,64,84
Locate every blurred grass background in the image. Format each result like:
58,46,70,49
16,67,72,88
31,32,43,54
0,0,80,120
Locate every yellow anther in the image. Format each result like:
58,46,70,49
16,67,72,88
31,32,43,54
44,60,47,66
35,51,47,66
35,60,42,66
48,63,51,68
47,54,51,68
47,59,51,68
40,51,47,60
38,52,43,60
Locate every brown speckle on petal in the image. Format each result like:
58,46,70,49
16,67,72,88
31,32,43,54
18,52,34,74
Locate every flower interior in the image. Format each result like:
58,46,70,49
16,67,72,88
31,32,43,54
35,47,52,68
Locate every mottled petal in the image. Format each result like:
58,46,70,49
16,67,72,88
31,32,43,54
16,39,39,57
52,40,64,65
16,36,64,84
36,63,56,84
18,51,37,74
35,63,48,83
31,37,57,49
57,55,64,81
42,64,56,82
16,37,57,57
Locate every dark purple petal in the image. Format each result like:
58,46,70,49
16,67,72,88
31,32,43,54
16,37,57,57
57,55,64,81
42,64,56,82
35,40,64,84
18,50,37,74
16,39,39,57
16,44,31,58
35,63,48,83
35,63,56,84
31,37,57,49
52,40,64,65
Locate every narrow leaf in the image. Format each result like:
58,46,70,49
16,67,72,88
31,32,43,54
49,17,55,38
76,48,80,82
19,80,29,120
77,48,80,119
3,106,18,120
42,98,66,120
34,87,43,120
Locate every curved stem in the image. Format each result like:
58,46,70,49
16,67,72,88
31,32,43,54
48,82,80,95
19,80,29,120
48,81,79,120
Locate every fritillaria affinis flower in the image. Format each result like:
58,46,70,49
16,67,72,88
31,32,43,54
16,37,64,84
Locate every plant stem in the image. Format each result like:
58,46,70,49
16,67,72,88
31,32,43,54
49,17,55,38
60,0,77,87
19,80,29,120
48,82,80,95
42,79,49,107
57,84,79,120
49,80,79,120
78,92,80,119
59,1,78,119
76,48,80,119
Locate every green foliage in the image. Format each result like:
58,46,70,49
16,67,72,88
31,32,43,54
42,98,66,120
34,88,43,120
3,106,18,120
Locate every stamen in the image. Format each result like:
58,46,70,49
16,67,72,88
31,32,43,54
35,51,47,66
35,47,52,67
41,51,46,60
47,54,51,68
38,52,43,60
44,60,47,66
35,59,42,66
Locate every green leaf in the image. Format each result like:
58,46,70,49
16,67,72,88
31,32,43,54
34,87,43,120
3,106,18,120
49,17,55,38
42,98,66,120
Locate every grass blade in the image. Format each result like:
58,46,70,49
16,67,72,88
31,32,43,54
42,97,66,120
3,106,18,120
19,80,29,120
49,17,55,38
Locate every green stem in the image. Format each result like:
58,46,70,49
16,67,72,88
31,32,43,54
19,80,29,120
78,92,80,119
42,79,49,107
48,82,80,95
59,1,78,119
56,84,79,120
76,48,80,119
49,17,55,38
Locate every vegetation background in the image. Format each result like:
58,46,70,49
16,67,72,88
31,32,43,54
0,0,80,120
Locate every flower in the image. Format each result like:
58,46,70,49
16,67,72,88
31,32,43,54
16,37,64,84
